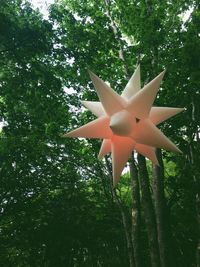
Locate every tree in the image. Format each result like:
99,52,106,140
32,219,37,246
0,0,199,266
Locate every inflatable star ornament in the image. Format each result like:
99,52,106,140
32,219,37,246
64,65,184,186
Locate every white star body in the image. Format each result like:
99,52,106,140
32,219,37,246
64,65,183,185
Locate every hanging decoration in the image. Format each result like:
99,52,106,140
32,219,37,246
64,65,183,185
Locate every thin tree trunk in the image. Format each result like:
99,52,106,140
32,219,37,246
103,3,142,266
129,155,142,267
152,148,173,267
190,100,200,267
144,0,171,261
189,141,200,267
104,0,129,78
105,156,135,267
137,154,161,267
114,191,135,267
138,3,162,264
196,187,200,267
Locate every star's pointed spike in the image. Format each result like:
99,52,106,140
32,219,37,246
88,70,126,116
126,70,166,119
98,139,111,159
63,117,112,139
149,107,184,125
111,136,135,186
81,101,105,117
122,65,141,100
131,119,182,153
135,144,159,165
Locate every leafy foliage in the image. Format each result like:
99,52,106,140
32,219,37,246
0,0,199,266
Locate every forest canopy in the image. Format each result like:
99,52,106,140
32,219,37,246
0,0,200,266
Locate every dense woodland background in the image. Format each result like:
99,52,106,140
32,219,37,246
0,0,200,266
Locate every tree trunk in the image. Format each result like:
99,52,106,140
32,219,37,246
129,155,142,267
152,149,173,267
196,188,200,267
137,154,161,267
190,100,200,267
189,141,200,267
142,0,171,265
114,191,135,267
104,0,129,78
105,156,135,267
103,3,142,266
